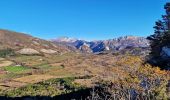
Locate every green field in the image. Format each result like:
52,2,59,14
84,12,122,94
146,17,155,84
4,66,29,73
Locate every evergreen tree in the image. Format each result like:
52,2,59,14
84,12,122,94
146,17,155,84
147,3,170,68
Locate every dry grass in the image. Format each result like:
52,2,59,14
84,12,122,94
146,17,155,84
13,75,56,84
0,53,169,95
74,79,94,87
0,81,27,88
0,61,13,67
0,58,5,61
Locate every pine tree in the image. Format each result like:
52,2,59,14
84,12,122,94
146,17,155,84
147,3,170,68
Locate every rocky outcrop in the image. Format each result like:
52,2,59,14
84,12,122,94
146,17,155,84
40,49,57,54
79,43,92,53
17,48,40,55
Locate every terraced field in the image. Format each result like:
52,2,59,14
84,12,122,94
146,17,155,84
0,53,81,90
0,53,169,99
0,59,13,67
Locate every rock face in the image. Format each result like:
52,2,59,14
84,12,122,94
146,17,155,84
18,48,40,55
52,36,150,54
79,43,92,53
40,49,57,54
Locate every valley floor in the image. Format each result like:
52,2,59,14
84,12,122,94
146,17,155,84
0,53,169,99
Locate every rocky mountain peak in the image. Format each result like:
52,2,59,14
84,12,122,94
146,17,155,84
52,35,150,53
52,37,77,43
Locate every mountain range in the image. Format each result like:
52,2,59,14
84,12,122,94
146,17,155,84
52,36,150,55
0,29,150,55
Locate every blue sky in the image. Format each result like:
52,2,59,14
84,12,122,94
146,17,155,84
0,0,169,40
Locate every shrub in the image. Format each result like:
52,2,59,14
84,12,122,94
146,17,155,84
0,48,15,57
1,77,84,97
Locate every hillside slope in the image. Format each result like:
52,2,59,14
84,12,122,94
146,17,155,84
0,29,71,55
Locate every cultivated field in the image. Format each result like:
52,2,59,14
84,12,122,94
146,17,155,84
0,53,169,99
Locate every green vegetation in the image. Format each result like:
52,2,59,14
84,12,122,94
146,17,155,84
0,53,168,99
4,66,29,73
0,49,14,57
147,3,170,68
0,77,84,97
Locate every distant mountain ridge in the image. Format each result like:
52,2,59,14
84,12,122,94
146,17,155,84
0,29,149,55
52,37,77,43
52,36,150,54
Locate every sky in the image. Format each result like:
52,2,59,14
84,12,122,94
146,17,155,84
0,0,169,40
